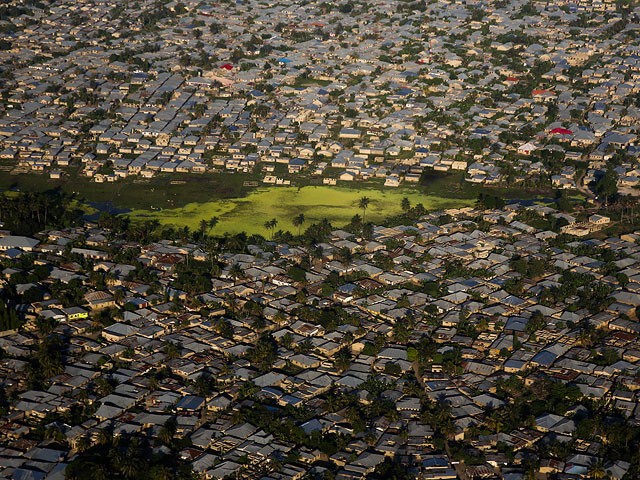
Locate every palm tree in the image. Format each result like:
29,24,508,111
75,434,91,453
292,213,305,236
96,428,113,446
587,459,608,479
204,237,219,269
208,216,219,235
486,412,504,433
358,196,370,223
113,288,126,304
115,453,139,479
179,225,191,243
35,316,56,337
264,218,278,239
229,263,245,281
199,219,208,237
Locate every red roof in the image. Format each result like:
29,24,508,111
505,76,519,82
220,63,233,70
550,128,573,135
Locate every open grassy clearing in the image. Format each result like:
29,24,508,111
128,185,475,235
1,169,571,235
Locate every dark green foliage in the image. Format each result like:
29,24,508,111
287,265,307,283
302,219,333,245
493,377,582,432
477,193,505,209
333,346,352,371
247,333,278,372
49,278,85,308
293,305,357,332
443,259,490,279
526,310,546,334
368,457,414,479
0,301,22,331
590,347,620,366
539,270,610,311
577,281,613,314
27,335,65,389
594,168,618,202
239,403,348,456
172,260,212,295
510,256,547,279
22,286,44,303
0,189,82,235
65,432,195,480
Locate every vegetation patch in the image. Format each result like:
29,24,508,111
127,185,474,235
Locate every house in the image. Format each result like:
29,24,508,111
85,291,117,310
288,158,306,173
63,307,89,321
340,171,356,181
517,142,537,156
588,214,610,225
0,236,39,252
384,175,401,187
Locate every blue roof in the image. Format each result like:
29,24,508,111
3,248,24,259
301,418,323,434
337,283,358,294
423,457,448,468
176,395,205,410
531,350,557,366
280,394,303,406
505,317,527,332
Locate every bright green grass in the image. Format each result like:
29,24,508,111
128,186,474,235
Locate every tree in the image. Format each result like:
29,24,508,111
207,216,219,235
401,196,411,212
358,196,370,223
158,417,177,446
526,310,546,334
0,302,21,331
264,218,278,239
362,222,374,240
587,458,608,479
199,219,208,237
247,332,278,372
333,347,351,372
35,316,56,337
162,341,181,360
594,168,618,204
229,263,245,281
292,213,305,236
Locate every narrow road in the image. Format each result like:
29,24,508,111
575,170,596,201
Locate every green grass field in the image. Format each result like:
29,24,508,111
1,168,564,235
128,186,475,235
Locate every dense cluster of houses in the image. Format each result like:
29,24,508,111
0,0,640,477
0,0,639,193
0,200,639,479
